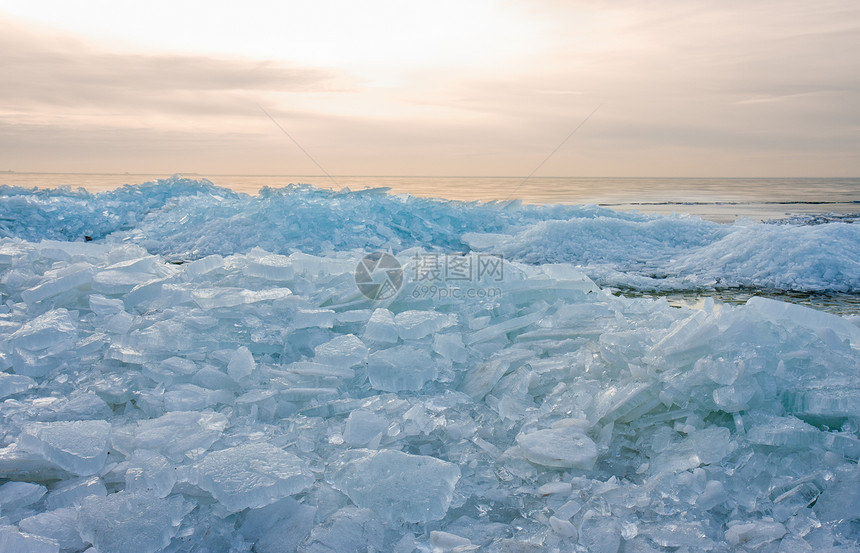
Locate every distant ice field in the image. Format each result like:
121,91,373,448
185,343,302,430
1,176,858,308
1,176,859,551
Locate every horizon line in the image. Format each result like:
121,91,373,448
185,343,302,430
2,171,859,180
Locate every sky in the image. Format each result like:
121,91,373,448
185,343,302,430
1,0,859,177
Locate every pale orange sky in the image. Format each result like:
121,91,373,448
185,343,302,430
1,0,859,177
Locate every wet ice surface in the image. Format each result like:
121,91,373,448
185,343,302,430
0,178,859,552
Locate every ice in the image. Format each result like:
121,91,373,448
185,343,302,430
191,442,314,511
330,449,461,523
516,427,598,470
18,507,87,552
343,409,388,447
17,420,110,476
314,334,369,367
5,309,77,377
125,450,176,497
0,481,46,510
227,345,256,380
0,372,36,398
393,310,456,340
363,307,399,343
1,179,860,551
725,520,787,547
44,476,107,510
0,526,59,553
366,345,437,392
76,491,193,553
110,411,227,461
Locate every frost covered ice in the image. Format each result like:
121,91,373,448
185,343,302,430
0,178,859,552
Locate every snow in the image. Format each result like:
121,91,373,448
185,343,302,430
0,177,858,551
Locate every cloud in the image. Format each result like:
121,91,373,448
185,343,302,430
0,19,338,119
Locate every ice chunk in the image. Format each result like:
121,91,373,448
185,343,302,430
393,310,455,340
696,480,727,510
192,287,292,309
0,372,36,399
76,491,193,553
343,409,388,447
0,481,46,510
250,499,316,553
44,476,107,510
18,420,110,476
6,309,77,377
747,415,821,448
191,443,313,512
227,345,256,380
430,530,472,551
330,449,460,523
110,411,227,462
21,264,94,304
0,526,59,553
516,427,598,470
433,333,468,363
125,450,176,498
366,345,436,392
19,507,87,552
314,334,369,367
299,507,384,553
549,516,578,538
363,308,399,343
0,443,70,481
724,520,786,548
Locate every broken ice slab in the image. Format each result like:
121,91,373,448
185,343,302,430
76,491,193,553
125,450,176,498
227,345,256,380
17,420,110,476
191,287,292,309
459,348,532,400
516,427,598,470
18,507,87,552
464,308,547,345
0,481,46,510
343,409,388,447
6,308,77,377
0,372,36,399
366,345,437,392
191,442,314,512
433,333,468,363
746,296,860,347
20,264,94,304
0,526,59,553
783,384,860,425
724,520,786,548
330,449,460,523
44,476,107,510
392,310,456,340
243,251,294,281
746,414,821,448
0,443,72,481
284,361,355,379
110,411,227,462
314,334,369,367
363,308,399,343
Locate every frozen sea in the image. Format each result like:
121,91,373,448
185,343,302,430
0,175,859,552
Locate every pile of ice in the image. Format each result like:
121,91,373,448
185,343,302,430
1,231,859,552
2,177,858,292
